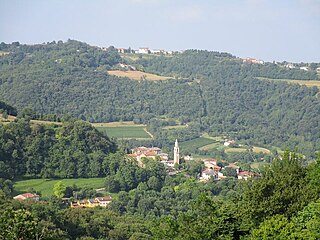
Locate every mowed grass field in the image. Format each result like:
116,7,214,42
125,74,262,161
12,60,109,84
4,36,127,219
256,77,320,88
107,70,171,81
97,126,151,139
14,178,105,198
93,121,152,139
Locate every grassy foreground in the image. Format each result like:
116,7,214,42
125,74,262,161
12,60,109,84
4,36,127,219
14,178,105,198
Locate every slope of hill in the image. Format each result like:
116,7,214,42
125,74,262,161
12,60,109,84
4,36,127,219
0,41,319,156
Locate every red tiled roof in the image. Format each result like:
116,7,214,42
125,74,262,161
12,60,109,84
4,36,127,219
96,196,112,202
238,171,255,176
145,151,157,156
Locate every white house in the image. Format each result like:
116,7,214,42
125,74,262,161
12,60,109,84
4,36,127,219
95,196,112,207
139,48,150,54
300,66,309,71
201,169,218,181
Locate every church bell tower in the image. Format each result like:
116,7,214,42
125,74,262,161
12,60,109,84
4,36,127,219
174,139,180,165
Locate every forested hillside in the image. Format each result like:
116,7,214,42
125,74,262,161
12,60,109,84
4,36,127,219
0,40,319,156
0,118,116,179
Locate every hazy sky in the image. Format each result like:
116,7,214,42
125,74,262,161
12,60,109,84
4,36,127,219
1,0,319,62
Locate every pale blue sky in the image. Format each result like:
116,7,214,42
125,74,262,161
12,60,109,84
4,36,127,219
1,0,319,62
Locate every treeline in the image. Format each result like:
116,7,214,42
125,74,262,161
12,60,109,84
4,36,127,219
0,100,17,115
1,151,320,239
136,49,319,80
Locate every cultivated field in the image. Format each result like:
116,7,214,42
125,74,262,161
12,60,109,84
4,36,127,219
225,148,248,153
96,126,151,139
180,137,216,150
252,146,271,154
199,142,221,151
256,77,320,88
91,121,145,127
14,178,105,198
107,70,171,81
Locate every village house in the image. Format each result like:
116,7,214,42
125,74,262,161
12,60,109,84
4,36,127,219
201,169,218,180
95,196,112,207
237,171,255,180
224,139,236,146
13,193,40,201
138,48,150,54
242,58,264,64
117,48,126,53
225,163,240,174
300,66,309,71
285,63,295,69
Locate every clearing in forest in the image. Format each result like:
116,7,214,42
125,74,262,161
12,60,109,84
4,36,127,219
94,122,152,139
107,70,171,81
14,178,106,198
256,77,320,88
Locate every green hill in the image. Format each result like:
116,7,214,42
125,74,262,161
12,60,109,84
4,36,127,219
0,40,319,157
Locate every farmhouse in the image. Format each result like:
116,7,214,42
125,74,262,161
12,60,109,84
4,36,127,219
300,66,309,71
71,196,112,208
139,48,150,54
224,139,236,146
242,58,264,64
13,193,40,201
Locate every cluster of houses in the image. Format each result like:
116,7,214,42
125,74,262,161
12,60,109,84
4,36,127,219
13,139,256,206
285,64,320,72
128,139,181,168
13,192,113,208
242,58,320,73
242,58,265,64
114,47,174,55
127,139,255,181
70,196,112,208
200,159,255,181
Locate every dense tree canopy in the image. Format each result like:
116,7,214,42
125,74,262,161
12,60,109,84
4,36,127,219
1,41,319,157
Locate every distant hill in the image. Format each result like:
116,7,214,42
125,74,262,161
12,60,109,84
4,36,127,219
0,40,319,157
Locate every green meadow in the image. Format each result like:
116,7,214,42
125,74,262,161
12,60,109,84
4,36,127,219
180,137,216,151
96,126,151,139
14,178,106,198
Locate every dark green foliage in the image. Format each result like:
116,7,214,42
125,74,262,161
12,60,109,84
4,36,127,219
0,119,116,179
0,42,319,156
0,101,17,116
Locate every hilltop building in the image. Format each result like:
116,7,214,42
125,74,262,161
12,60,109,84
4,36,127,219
174,139,180,165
